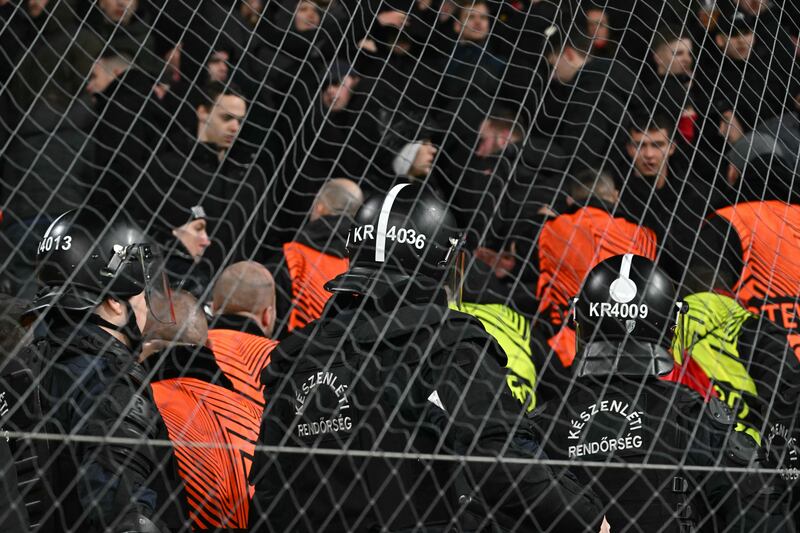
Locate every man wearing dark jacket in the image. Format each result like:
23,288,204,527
617,113,711,278
270,179,363,338
534,22,636,174
209,261,279,408
144,81,267,270
250,183,604,531
541,254,791,532
696,10,791,144
148,197,214,303
632,25,721,183
86,52,175,216
0,296,31,533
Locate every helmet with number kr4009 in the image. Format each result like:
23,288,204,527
572,253,684,378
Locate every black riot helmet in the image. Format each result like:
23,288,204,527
572,254,683,378
325,183,464,299
25,210,175,325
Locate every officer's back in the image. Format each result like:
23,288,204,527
250,183,604,532
540,254,791,532
0,296,32,533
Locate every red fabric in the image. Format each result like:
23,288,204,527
677,111,698,144
660,355,717,401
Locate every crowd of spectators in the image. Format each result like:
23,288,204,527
1,0,800,529
1,0,798,294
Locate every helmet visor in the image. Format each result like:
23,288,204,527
442,236,466,307
137,245,176,325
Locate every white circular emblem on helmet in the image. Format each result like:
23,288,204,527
610,277,637,303
609,253,637,303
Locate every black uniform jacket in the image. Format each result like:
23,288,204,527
249,287,603,532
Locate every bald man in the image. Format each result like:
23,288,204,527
141,290,261,530
309,178,364,221
208,261,279,407
143,289,209,350
270,178,364,338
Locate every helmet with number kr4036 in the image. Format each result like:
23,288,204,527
325,183,464,298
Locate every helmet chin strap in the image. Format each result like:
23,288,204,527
89,300,143,351
122,300,144,351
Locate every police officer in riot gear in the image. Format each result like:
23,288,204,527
250,183,604,532
20,210,186,532
541,253,792,532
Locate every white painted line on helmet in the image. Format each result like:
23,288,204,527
375,183,411,262
42,213,64,239
609,253,637,303
619,253,634,279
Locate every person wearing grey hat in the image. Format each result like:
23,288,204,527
162,204,211,262
149,199,214,302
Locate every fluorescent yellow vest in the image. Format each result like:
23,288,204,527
454,302,537,411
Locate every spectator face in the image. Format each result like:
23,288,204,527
206,51,230,83
652,37,693,78
586,8,610,50
241,0,263,25
173,219,211,259
322,78,354,112
476,119,521,157
740,0,769,15
294,1,320,32
162,45,181,84
99,0,137,24
626,128,675,178
454,3,489,42
197,94,246,149
716,32,755,61
27,0,48,18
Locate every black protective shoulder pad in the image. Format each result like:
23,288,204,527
706,396,736,429
727,431,760,466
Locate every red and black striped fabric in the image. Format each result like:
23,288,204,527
152,376,261,531
208,328,277,409
283,241,348,331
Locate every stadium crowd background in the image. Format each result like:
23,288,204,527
2,0,800,531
